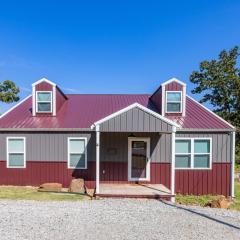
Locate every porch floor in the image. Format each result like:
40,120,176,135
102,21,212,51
97,183,173,199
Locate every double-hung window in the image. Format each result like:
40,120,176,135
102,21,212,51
175,138,212,169
68,138,87,169
194,139,211,168
175,139,191,168
36,91,52,113
166,91,182,113
7,137,26,168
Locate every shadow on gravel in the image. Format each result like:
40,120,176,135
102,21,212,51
160,200,240,231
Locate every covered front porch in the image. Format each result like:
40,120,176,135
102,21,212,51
91,103,179,201
96,132,173,199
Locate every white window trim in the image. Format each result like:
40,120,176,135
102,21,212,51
6,137,26,168
36,91,53,113
175,137,212,170
67,137,88,169
166,91,183,113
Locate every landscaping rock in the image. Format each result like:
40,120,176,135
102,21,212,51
234,173,240,182
68,178,86,193
219,198,231,209
206,196,231,209
86,188,95,198
38,183,62,192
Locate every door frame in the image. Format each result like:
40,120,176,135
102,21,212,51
128,137,151,181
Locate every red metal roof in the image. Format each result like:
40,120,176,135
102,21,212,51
0,94,233,130
167,97,232,129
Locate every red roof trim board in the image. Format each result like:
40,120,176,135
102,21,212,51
0,78,235,131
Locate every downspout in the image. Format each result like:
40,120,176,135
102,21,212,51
95,124,100,194
171,126,176,202
231,131,236,198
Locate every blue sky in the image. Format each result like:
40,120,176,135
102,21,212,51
0,0,240,113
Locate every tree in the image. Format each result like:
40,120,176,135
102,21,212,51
190,46,240,162
0,80,20,104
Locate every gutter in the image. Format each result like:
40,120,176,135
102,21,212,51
177,128,235,133
0,127,235,133
0,128,94,132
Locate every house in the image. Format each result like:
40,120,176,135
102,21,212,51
0,77,236,201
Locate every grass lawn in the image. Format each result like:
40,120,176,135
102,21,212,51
0,186,87,201
176,181,240,211
231,181,240,210
235,163,240,172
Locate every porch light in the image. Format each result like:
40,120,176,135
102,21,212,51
129,133,135,137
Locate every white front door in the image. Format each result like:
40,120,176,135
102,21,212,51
128,138,150,181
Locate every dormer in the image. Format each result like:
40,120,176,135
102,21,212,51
32,78,67,116
150,78,186,117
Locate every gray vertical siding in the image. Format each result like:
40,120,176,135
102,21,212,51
176,132,231,163
101,132,172,163
0,131,229,164
0,132,96,162
0,131,172,163
99,107,173,132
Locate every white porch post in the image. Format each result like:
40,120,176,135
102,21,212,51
171,126,176,202
96,125,100,194
231,131,236,198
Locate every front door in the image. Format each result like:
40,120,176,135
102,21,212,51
128,138,150,181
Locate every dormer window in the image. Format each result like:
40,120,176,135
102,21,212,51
36,91,52,113
166,91,182,113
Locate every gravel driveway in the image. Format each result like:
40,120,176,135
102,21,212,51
0,199,239,240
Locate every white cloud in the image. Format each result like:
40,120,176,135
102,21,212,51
61,87,80,93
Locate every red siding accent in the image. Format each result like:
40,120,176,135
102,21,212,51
175,163,231,196
0,161,231,196
101,162,128,183
0,161,96,189
35,82,53,91
100,162,171,188
165,81,183,91
165,112,183,117
35,113,53,117
151,163,171,188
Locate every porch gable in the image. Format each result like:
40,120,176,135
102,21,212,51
92,103,179,133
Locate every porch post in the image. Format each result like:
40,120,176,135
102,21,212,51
96,125,100,194
171,126,176,202
231,131,236,198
